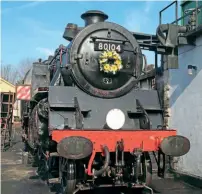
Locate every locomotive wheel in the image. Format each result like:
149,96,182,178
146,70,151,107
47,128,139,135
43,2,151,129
61,179,76,194
59,158,76,194
28,105,39,149
36,148,48,180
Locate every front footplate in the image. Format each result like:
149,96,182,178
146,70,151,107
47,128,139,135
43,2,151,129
52,130,190,155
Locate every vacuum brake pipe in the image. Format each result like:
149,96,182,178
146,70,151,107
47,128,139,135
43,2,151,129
93,145,110,177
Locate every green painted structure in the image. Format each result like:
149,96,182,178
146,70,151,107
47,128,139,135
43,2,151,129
180,0,202,26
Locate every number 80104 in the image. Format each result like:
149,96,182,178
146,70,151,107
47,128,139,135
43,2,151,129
98,42,122,53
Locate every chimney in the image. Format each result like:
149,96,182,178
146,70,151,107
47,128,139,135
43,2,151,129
81,10,108,26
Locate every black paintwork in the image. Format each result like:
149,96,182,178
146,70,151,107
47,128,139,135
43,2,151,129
48,86,163,130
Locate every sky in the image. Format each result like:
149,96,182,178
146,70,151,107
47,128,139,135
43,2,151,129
1,0,181,66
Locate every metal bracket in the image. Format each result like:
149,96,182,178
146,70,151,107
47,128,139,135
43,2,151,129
115,139,125,167
136,99,151,129
74,97,83,129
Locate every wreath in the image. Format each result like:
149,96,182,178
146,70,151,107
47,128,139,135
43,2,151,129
99,50,123,74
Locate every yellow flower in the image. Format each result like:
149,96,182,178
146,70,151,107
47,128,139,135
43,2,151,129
108,51,113,58
99,50,122,74
100,52,108,58
100,58,108,64
113,56,117,60
115,60,121,66
104,64,110,71
111,65,118,72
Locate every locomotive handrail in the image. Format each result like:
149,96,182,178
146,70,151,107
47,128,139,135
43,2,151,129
48,49,60,67
48,47,67,68
90,35,129,43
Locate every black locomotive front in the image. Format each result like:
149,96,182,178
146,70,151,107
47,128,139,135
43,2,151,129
18,8,192,194
46,10,163,131
62,10,144,98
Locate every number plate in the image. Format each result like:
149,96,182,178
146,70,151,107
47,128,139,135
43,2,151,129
94,41,123,53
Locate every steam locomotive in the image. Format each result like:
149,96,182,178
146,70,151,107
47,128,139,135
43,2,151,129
19,10,190,194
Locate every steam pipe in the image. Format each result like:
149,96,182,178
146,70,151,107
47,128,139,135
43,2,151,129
94,145,110,177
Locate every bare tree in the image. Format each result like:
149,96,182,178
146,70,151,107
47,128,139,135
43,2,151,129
17,58,35,79
1,58,35,85
1,63,20,84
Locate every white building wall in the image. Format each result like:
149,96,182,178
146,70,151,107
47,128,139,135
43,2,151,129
13,100,21,119
168,35,202,177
